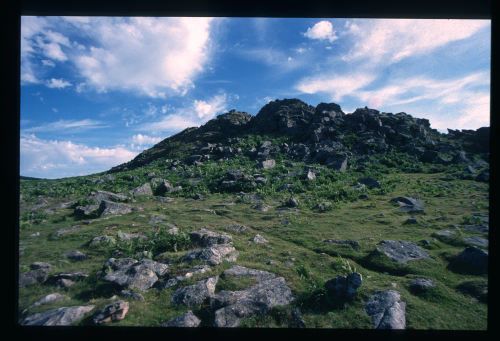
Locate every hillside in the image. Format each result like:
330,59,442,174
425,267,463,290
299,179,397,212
18,99,489,329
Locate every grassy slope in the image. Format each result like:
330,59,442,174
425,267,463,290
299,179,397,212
18,169,488,329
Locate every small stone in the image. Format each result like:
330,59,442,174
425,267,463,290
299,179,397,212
409,278,435,294
251,234,268,244
64,250,87,261
161,311,201,327
92,300,129,324
260,159,276,169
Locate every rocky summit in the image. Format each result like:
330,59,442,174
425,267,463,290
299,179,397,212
19,98,488,329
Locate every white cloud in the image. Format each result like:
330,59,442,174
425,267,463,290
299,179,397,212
139,93,230,133
46,78,72,88
20,134,137,179
21,17,215,97
71,17,214,97
194,94,227,119
239,48,305,72
24,119,107,133
343,19,489,64
131,134,162,145
303,21,338,43
295,72,376,101
42,59,55,67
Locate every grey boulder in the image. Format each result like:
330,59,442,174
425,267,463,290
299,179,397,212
171,276,219,308
365,290,406,329
21,305,95,326
376,240,429,264
102,258,169,291
161,311,201,327
93,300,129,324
390,197,424,213
324,272,363,300
190,228,232,247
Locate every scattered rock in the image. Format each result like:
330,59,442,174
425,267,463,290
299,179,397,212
171,276,219,308
225,224,249,234
325,272,363,300
74,205,100,218
409,278,435,294
358,177,381,189
462,224,488,234
212,276,294,327
449,246,488,275
148,215,165,225
251,234,268,244
102,258,169,291
131,183,153,197
89,235,116,248
260,159,276,169
365,290,406,329
30,262,52,270
390,197,424,213
27,293,68,311
305,169,316,181
192,193,204,200
252,203,271,212
183,244,239,266
117,231,146,241
21,305,95,326
88,190,128,203
98,200,133,216
54,225,82,238
64,250,87,261
285,197,299,208
290,307,306,328
222,265,276,282
93,300,129,324
376,240,429,264
30,232,40,238
189,228,232,247
119,290,145,301
161,310,201,327
19,266,51,288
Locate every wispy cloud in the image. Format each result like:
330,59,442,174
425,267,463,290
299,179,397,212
20,134,137,179
23,119,108,133
131,134,162,145
343,19,489,64
295,72,376,102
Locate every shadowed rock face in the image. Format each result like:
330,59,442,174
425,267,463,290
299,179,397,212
365,290,406,329
376,240,429,264
449,247,488,275
21,305,95,326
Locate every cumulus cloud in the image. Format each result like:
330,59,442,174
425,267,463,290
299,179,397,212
21,17,215,97
71,17,214,97
24,119,107,133
295,72,376,101
343,19,489,64
194,94,228,119
46,78,72,88
303,21,338,43
20,134,137,179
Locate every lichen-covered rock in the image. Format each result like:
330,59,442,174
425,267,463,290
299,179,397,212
183,245,239,266
131,183,153,197
376,240,429,264
189,228,232,247
212,276,294,327
98,200,133,216
171,276,219,307
92,300,129,324
161,311,201,327
102,258,169,291
365,290,406,329
21,305,95,326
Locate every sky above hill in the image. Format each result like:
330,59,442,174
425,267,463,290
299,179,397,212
20,17,491,179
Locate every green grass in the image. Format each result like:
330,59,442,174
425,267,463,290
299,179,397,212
18,167,488,329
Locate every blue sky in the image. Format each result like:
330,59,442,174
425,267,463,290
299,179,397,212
20,17,491,179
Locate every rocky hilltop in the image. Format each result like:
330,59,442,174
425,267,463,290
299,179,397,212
18,98,489,329
110,99,489,180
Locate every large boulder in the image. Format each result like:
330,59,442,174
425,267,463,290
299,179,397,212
102,258,169,291
376,240,429,264
449,247,488,275
21,305,95,326
212,275,294,327
19,263,52,287
131,183,153,197
324,272,363,300
408,278,435,294
365,290,406,329
161,311,202,327
88,190,128,203
98,200,134,216
171,276,219,308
